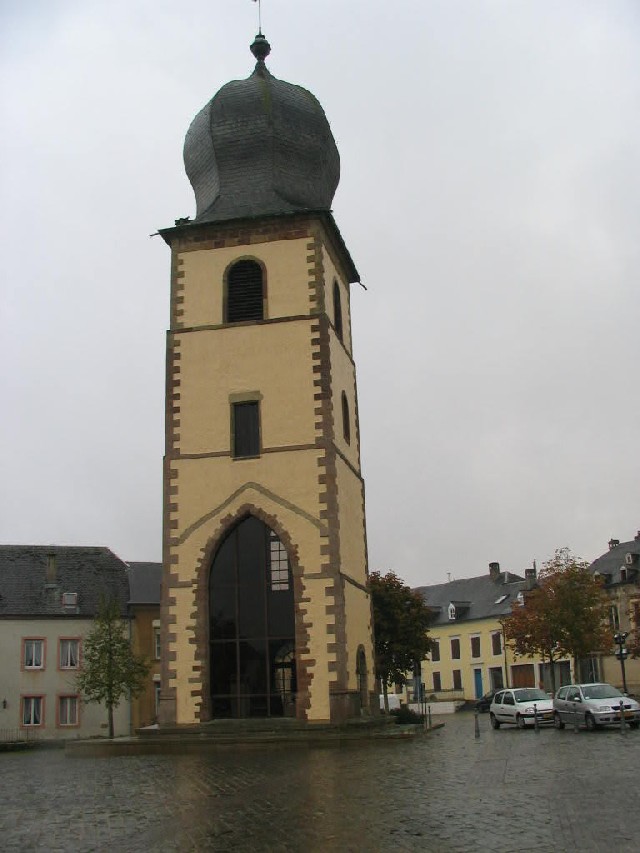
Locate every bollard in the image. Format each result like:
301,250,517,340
620,699,626,735
534,703,539,733
428,704,432,730
474,709,480,740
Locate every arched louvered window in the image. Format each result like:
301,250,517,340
341,391,351,445
226,260,264,323
333,280,343,342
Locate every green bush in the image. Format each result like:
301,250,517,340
390,706,424,724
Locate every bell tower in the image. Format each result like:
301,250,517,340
159,34,374,724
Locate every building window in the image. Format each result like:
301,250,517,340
225,259,264,323
433,672,441,691
153,627,161,660
489,666,504,690
154,682,161,719
58,695,79,727
452,670,462,690
333,280,343,342
341,392,351,445
59,639,80,669
431,639,440,662
23,639,45,670
269,530,290,591
471,636,481,658
609,604,620,631
491,631,502,656
450,638,460,660
232,401,260,458
22,696,44,727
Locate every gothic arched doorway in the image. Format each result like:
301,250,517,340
209,515,296,718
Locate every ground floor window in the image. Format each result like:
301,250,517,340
433,672,442,692
22,695,44,726
452,669,462,690
489,666,504,690
58,695,79,726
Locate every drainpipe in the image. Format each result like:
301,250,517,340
502,626,509,688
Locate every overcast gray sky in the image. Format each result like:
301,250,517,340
1,1,638,586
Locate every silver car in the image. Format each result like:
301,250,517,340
489,687,554,729
553,683,640,731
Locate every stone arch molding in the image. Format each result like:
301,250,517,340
185,482,323,722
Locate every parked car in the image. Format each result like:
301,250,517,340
553,683,640,731
475,690,498,713
489,688,554,729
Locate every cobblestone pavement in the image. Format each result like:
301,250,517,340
1,713,639,852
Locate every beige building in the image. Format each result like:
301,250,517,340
158,33,374,725
0,546,130,739
128,562,162,730
589,534,640,694
411,563,572,705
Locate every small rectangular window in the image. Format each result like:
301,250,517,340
22,696,44,726
232,401,260,458
23,639,44,669
433,672,441,692
59,639,79,669
58,695,79,726
452,670,462,690
471,636,481,658
450,638,460,660
154,627,161,660
492,632,502,656
62,592,78,607
431,640,440,662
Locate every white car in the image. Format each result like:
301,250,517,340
489,687,554,729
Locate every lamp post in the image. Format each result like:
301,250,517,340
613,632,629,694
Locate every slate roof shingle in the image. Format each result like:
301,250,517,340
128,562,162,605
414,571,527,626
0,545,130,617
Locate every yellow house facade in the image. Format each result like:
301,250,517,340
412,563,572,704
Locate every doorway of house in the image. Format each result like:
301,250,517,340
209,515,296,718
474,668,483,699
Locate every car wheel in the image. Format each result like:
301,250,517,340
490,713,500,729
585,713,597,731
554,712,564,730
629,721,639,730
516,714,526,729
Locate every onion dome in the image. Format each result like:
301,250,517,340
183,34,340,224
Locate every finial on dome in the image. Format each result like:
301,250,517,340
250,32,271,64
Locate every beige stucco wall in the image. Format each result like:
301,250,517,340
0,619,130,738
343,581,374,692
163,219,373,725
177,321,317,454
179,239,312,328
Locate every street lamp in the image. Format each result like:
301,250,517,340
613,632,629,694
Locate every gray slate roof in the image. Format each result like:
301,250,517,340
183,55,340,226
0,546,129,617
415,571,526,626
589,536,640,585
128,562,162,605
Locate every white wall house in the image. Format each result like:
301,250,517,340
0,546,131,739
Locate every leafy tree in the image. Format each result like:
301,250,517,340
76,597,150,738
502,548,610,691
369,571,432,712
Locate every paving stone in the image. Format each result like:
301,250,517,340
0,713,638,851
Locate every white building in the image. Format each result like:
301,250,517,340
0,546,131,739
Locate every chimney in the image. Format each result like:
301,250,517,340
489,562,500,581
525,566,537,590
46,553,57,585
608,539,620,551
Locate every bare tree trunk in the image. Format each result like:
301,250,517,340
108,704,114,740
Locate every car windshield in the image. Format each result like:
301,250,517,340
514,688,548,702
582,685,623,700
